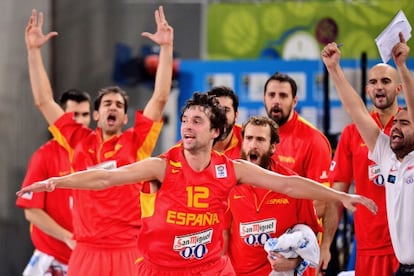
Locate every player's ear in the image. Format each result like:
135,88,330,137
93,110,99,121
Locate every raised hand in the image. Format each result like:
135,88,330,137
25,9,58,51
141,6,173,47
392,32,410,67
321,42,342,69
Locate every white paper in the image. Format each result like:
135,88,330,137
375,10,412,63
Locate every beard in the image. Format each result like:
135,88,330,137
390,139,414,160
266,107,292,127
241,149,273,169
219,121,236,141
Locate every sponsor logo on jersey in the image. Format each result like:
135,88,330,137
240,218,276,237
329,160,336,172
387,174,396,184
22,192,33,200
405,175,414,185
320,170,328,180
173,229,213,259
215,164,227,178
233,195,245,199
171,169,180,174
239,218,276,247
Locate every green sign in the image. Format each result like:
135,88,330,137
208,1,414,59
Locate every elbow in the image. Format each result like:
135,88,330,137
33,99,43,110
157,97,169,107
23,209,35,223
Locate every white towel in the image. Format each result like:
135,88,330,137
264,224,319,276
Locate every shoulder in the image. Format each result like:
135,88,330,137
295,116,330,146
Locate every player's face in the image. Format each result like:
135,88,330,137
94,93,128,136
241,123,275,169
216,96,237,140
264,80,297,127
390,109,414,159
181,106,219,152
366,65,401,110
65,100,91,127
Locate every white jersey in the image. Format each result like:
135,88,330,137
369,132,414,264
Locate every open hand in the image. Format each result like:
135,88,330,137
341,193,377,214
16,178,56,197
141,6,173,47
25,9,58,50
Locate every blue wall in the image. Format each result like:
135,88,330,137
177,58,413,140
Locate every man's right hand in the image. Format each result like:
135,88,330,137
25,9,58,51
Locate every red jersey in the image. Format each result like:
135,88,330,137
225,160,321,275
273,112,331,184
51,111,162,246
138,145,237,270
330,110,397,255
222,124,242,159
16,140,73,264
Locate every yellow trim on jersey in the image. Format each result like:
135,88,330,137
140,192,157,218
48,125,74,162
136,121,163,161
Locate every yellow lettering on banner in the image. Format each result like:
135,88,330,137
166,210,220,226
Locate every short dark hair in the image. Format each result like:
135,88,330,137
207,86,239,113
263,72,297,98
94,86,129,113
59,89,91,110
242,116,280,145
181,92,227,144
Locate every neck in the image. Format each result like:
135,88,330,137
374,104,399,126
184,148,212,172
213,132,233,153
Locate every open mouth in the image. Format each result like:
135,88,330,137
391,131,403,143
249,153,259,162
107,114,116,126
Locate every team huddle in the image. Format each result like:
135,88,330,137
16,5,414,276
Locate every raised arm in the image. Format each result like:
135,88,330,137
321,43,380,152
393,33,413,120
26,9,64,125
16,157,167,195
233,159,377,214
141,6,174,121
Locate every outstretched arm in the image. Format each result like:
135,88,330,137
321,43,380,152
393,33,414,120
142,5,174,121
233,159,377,214
16,157,167,195
26,9,64,125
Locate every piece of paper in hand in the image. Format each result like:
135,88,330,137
375,10,412,63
